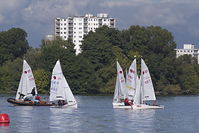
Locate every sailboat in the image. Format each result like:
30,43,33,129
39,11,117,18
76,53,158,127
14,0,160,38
136,58,164,109
49,60,77,108
112,61,126,107
7,60,53,106
113,58,164,109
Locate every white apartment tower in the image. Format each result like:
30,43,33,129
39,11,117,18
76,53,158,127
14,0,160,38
175,44,199,64
54,13,116,54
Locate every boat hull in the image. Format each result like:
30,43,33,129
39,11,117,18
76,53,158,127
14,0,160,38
51,103,78,108
113,102,164,109
7,98,54,106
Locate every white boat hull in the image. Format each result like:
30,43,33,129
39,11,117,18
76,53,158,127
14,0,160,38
51,103,78,108
113,102,164,109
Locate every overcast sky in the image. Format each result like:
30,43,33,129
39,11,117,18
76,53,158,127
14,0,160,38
1,0,199,48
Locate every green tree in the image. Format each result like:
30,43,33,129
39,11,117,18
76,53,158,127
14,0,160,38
24,48,42,69
175,55,199,94
34,69,51,94
0,58,23,93
0,28,29,65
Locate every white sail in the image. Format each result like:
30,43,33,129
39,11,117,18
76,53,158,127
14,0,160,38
133,76,142,104
113,61,126,103
126,59,137,100
50,60,77,106
16,60,37,99
141,59,156,101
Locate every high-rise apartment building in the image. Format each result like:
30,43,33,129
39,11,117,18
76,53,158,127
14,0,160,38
54,13,116,54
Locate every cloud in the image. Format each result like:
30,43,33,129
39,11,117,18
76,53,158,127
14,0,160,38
1,0,199,47
20,0,91,24
0,0,90,25
18,0,90,46
100,0,199,8
0,0,27,24
0,0,91,46
0,15,4,23
100,0,199,26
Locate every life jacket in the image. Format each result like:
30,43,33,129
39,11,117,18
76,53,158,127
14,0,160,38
36,96,40,101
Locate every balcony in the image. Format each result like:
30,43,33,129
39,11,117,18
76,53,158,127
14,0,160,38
69,27,73,31
68,35,73,38
68,31,73,34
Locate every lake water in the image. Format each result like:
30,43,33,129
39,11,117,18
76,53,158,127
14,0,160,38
0,95,199,133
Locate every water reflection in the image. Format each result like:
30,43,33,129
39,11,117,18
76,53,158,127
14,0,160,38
0,123,10,127
14,106,34,133
49,107,79,132
48,95,81,132
0,123,10,133
113,109,155,132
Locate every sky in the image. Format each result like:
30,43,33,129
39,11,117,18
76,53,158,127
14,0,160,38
1,0,199,48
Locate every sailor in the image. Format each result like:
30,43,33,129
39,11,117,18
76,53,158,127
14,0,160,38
35,94,41,101
34,94,40,104
31,87,36,96
24,96,31,101
18,92,25,99
58,100,65,106
124,98,132,106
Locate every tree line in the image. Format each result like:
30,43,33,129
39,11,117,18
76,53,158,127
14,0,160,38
0,26,199,95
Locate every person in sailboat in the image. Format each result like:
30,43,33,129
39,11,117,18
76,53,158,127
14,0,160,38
18,92,25,100
31,87,36,97
124,98,132,106
24,96,31,101
34,94,41,104
23,87,36,101
58,100,67,106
